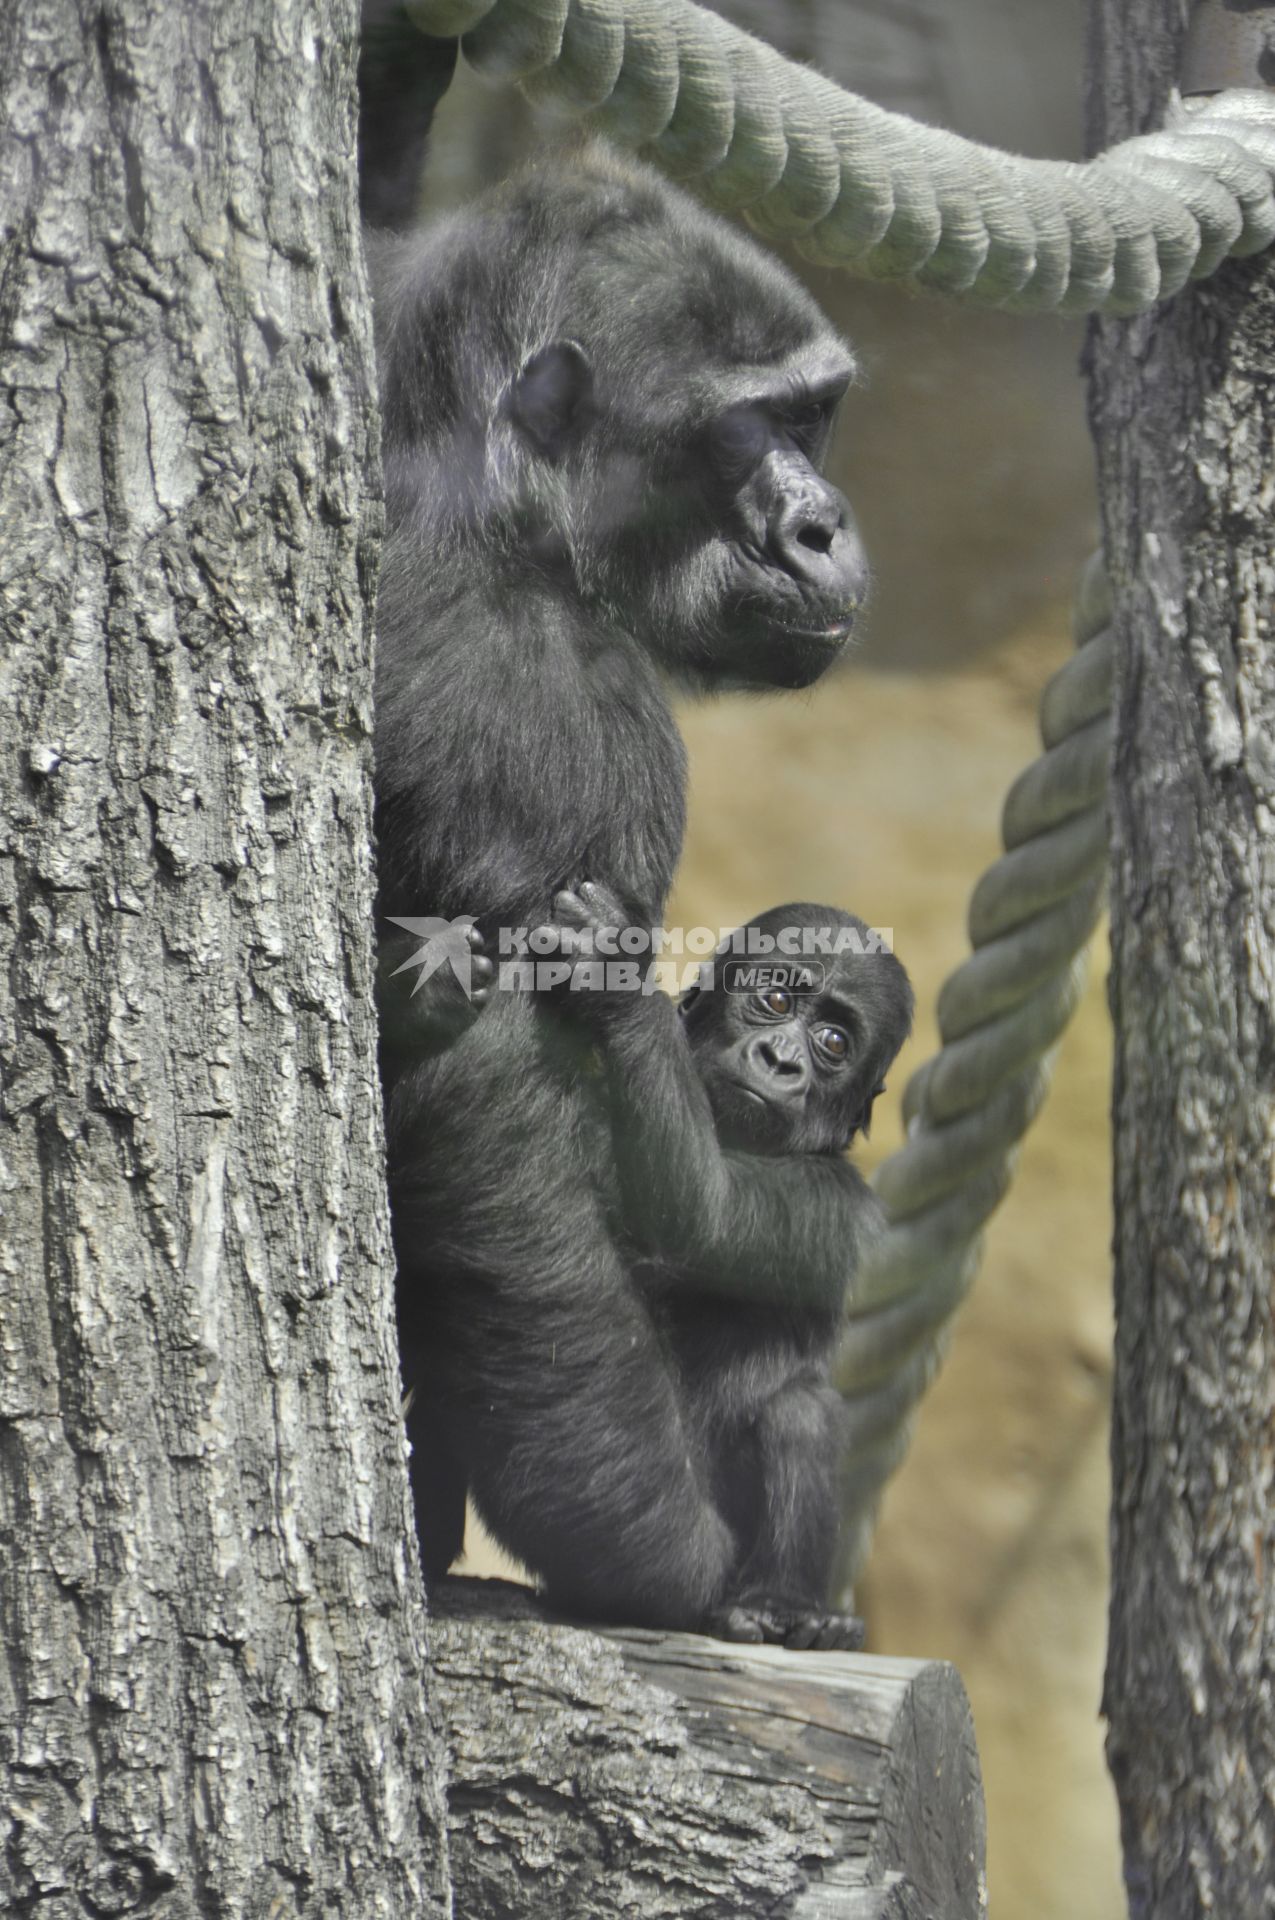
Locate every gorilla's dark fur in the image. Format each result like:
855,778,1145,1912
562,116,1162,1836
368,145,864,937
363,104,886,1635
396,891,912,1644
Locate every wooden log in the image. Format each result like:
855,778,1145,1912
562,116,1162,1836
431,1579,987,1918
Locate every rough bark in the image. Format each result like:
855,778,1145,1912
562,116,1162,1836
0,3,449,1915
432,1580,987,1920
1087,4,1275,1913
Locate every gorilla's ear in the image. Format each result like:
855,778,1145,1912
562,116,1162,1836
508,341,594,461
847,1080,888,1144
678,962,715,1027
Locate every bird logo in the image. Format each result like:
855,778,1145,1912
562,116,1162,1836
385,915,481,998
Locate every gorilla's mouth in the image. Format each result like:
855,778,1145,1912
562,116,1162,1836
710,586,859,690
769,622,855,689
783,617,857,645
717,1079,794,1151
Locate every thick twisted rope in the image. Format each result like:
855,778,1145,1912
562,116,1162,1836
405,0,1275,311
830,556,1113,1584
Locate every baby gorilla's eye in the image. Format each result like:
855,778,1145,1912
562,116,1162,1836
816,1025,849,1059
760,989,793,1017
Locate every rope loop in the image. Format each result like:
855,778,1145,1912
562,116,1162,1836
462,0,569,82
405,0,1275,313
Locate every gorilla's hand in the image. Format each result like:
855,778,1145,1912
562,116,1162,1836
553,880,631,950
377,921,494,1061
541,879,652,1029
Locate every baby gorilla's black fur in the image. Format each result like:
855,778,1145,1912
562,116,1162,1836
396,895,912,1643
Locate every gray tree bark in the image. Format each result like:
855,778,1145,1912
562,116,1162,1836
433,1580,987,1920
0,3,449,1915
1087,4,1275,1913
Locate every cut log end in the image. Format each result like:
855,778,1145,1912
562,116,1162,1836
431,1577,987,1918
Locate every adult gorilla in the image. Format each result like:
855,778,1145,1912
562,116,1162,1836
368,143,865,944
363,127,869,1626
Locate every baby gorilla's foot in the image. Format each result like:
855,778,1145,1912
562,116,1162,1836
705,1602,865,1653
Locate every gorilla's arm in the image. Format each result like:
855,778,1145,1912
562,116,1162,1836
587,989,879,1308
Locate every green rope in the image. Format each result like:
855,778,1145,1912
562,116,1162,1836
404,0,1275,311
833,556,1113,1585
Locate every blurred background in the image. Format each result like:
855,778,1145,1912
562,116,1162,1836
420,5,1121,1912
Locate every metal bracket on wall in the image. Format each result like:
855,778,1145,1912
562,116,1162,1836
1182,1,1275,94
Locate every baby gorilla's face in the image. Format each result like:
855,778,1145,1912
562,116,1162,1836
688,983,853,1154
684,916,913,1156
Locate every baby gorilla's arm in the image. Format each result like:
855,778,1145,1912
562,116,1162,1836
552,884,873,1309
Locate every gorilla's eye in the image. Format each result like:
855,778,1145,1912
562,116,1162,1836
709,405,771,478
760,988,793,1017
786,397,835,449
815,1025,849,1059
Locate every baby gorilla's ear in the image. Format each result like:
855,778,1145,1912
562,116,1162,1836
508,341,594,461
846,1079,889,1144
678,963,716,1027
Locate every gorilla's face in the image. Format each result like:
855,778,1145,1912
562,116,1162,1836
555,350,866,693
696,387,866,687
478,165,867,694
683,911,913,1157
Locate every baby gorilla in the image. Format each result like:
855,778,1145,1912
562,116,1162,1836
554,885,913,1646
396,886,912,1647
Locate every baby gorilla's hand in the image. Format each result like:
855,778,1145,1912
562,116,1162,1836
550,880,638,1009
553,879,631,946
463,924,496,1009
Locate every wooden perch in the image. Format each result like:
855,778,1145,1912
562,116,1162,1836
431,1579,987,1918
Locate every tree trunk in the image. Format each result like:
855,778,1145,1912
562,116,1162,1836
1087,6,1275,1913
0,4,449,1914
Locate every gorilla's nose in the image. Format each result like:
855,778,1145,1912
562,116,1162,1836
754,1035,809,1090
769,477,866,609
